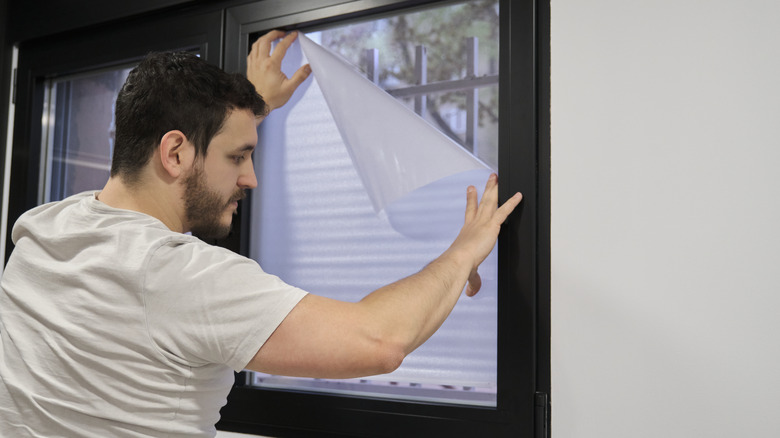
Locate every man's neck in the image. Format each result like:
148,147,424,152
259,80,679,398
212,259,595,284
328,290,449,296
98,176,185,233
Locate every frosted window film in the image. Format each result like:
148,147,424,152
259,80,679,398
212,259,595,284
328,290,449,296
250,30,498,405
298,34,492,213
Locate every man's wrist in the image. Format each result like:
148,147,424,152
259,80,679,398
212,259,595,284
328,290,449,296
440,246,475,276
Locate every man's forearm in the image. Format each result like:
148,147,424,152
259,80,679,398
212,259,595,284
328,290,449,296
356,176,520,361
248,176,520,379
356,246,474,356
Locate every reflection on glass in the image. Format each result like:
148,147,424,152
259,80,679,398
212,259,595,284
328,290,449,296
250,0,500,406
43,67,132,203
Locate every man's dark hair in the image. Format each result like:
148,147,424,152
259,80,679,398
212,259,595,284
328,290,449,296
111,51,266,184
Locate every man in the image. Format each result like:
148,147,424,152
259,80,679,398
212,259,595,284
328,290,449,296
0,31,522,437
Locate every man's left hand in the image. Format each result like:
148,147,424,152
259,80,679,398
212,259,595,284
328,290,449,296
247,30,312,112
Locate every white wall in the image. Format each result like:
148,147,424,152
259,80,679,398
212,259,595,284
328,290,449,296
552,1,780,437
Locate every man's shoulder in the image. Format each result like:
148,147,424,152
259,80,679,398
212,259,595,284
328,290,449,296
149,234,256,273
16,191,94,219
16,191,164,233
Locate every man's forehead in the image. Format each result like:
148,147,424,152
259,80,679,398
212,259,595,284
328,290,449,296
209,109,259,149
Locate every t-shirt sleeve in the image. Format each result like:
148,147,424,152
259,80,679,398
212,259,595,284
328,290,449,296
143,239,308,372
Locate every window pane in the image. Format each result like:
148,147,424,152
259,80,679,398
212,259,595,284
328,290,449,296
42,67,132,203
319,1,499,168
249,0,500,406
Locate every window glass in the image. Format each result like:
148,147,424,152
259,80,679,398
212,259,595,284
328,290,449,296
249,0,500,406
42,67,132,203
319,0,499,168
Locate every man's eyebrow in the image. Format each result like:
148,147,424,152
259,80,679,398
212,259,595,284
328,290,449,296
233,144,256,153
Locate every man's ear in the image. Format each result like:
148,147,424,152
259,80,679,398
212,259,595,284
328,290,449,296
159,130,195,178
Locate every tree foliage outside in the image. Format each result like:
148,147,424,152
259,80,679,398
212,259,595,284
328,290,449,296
319,0,500,168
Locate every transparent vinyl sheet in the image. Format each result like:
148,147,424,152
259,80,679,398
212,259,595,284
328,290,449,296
297,34,493,215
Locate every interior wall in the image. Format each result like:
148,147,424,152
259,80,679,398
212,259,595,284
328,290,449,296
551,1,780,437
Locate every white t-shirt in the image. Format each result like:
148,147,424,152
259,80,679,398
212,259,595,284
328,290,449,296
0,192,308,437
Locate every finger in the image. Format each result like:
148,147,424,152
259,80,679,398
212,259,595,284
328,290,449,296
271,31,298,61
493,192,523,224
286,63,312,89
476,174,499,217
465,269,482,297
252,30,286,59
464,185,478,223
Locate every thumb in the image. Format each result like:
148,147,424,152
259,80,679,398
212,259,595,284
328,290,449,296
465,269,482,297
287,64,312,90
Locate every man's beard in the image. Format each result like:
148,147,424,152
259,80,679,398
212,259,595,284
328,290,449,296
183,165,245,240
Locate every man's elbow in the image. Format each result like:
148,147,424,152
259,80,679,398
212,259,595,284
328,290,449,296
353,335,406,376
374,341,406,375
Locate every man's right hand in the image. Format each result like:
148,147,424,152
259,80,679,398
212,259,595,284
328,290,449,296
450,174,522,296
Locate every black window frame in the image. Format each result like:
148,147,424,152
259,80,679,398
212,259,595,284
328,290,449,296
217,0,551,437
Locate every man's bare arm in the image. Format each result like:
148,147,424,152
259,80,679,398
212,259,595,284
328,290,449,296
247,174,522,379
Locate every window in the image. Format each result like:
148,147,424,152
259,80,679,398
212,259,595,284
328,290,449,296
4,9,224,260
40,66,132,203
248,0,500,408
220,0,548,436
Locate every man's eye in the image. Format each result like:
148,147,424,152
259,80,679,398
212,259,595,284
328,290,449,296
232,155,246,164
